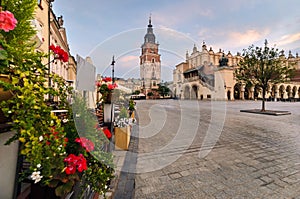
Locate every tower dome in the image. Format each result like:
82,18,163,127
144,16,156,43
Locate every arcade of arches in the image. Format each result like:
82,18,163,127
181,82,300,101
233,83,300,101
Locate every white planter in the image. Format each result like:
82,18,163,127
103,103,114,123
0,131,18,199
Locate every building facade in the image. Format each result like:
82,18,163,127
173,42,300,101
34,0,76,93
140,17,161,96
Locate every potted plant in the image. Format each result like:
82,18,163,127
114,106,134,150
96,77,118,123
96,77,117,104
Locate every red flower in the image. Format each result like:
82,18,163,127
77,154,87,172
0,10,17,32
64,154,87,174
75,137,94,152
49,45,58,53
103,128,112,139
107,83,117,90
95,81,101,87
49,45,69,62
65,165,76,175
102,77,112,82
64,137,68,147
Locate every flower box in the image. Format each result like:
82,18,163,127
114,126,130,150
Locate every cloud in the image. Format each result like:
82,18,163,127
194,28,271,55
119,55,139,68
228,29,270,46
276,32,300,46
151,2,213,28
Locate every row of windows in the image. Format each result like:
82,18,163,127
141,58,160,63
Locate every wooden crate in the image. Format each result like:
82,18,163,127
114,126,130,150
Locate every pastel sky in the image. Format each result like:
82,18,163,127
53,0,300,81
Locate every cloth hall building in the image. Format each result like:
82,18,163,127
173,42,300,101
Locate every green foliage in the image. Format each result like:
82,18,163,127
71,93,114,195
0,2,68,183
119,106,129,119
128,99,135,111
147,92,153,96
158,83,170,97
235,41,295,87
0,0,114,197
235,40,295,110
132,90,140,95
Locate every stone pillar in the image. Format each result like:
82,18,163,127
240,84,245,100
265,87,272,99
225,88,228,100
288,91,293,98
249,87,255,100
283,91,288,99
230,89,234,101
257,89,262,99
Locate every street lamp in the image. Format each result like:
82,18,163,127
111,56,115,83
110,56,115,151
48,0,55,102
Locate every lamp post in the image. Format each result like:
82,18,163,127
110,56,115,151
111,56,115,83
48,0,54,102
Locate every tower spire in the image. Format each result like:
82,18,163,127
148,13,152,27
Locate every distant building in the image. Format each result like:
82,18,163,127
173,42,300,101
34,0,76,99
140,16,161,97
115,78,141,93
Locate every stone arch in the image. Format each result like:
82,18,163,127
286,85,292,98
234,83,241,99
271,84,277,99
191,84,198,99
292,86,297,98
183,85,191,100
279,85,285,100
244,82,252,100
173,88,177,98
227,90,231,100
266,84,272,99
254,85,261,99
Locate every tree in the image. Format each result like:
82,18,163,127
147,91,153,99
235,40,295,111
132,90,140,95
158,83,170,98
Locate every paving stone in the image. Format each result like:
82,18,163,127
260,175,274,184
168,172,182,179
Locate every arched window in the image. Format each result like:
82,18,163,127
152,58,155,63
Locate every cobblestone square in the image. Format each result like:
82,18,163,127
114,100,300,199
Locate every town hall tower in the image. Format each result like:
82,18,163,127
140,16,161,94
